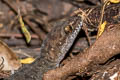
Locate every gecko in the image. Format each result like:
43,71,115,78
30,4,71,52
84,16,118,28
5,14,83,80
0,40,21,74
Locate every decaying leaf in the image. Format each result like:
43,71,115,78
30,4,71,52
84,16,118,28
20,57,35,64
0,40,21,72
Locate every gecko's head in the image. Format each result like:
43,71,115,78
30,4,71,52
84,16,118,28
44,15,82,63
50,15,82,44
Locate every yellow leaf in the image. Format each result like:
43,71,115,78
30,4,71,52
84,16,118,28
18,10,31,43
97,21,107,39
109,0,120,3
20,57,35,64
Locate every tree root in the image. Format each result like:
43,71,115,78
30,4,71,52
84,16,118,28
43,23,120,80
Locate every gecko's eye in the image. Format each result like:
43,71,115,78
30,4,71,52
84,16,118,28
64,25,73,34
